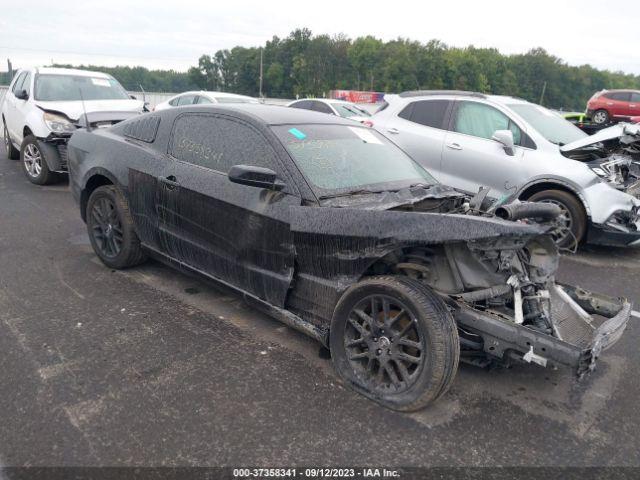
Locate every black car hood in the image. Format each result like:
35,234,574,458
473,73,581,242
319,185,465,210
290,206,546,244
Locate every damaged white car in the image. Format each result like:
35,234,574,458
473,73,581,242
373,91,640,248
2,67,144,185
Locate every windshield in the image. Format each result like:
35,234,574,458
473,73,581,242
34,74,130,101
331,103,371,118
272,124,436,197
507,103,587,146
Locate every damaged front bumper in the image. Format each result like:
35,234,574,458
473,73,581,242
37,133,72,173
453,284,631,378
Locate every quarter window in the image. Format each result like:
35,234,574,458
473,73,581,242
196,96,213,104
453,101,522,145
398,100,450,129
630,92,640,103
169,114,280,174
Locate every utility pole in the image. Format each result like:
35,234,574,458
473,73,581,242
539,81,547,106
259,48,263,99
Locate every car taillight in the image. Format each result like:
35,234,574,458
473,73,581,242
362,120,374,127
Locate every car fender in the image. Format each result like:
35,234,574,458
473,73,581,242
287,206,545,322
517,176,592,218
23,107,52,140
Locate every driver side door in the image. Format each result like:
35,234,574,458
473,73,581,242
159,112,300,306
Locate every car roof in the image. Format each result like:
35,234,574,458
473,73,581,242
34,67,111,78
173,103,356,126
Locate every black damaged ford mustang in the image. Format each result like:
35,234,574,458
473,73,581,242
67,104,631,411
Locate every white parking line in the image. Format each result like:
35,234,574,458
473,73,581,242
0,454,6,480
631,310,640,319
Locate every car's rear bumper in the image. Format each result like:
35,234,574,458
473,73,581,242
453,284,631,378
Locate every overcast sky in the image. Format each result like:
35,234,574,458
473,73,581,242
1,0,638,75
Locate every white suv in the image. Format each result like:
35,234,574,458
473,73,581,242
2,67,144,184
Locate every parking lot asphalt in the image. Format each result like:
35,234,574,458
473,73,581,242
1,149,640,468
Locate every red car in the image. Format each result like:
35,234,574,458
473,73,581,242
587,89,640,124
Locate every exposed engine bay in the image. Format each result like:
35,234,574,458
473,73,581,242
562,123,640,197
322,185,631,377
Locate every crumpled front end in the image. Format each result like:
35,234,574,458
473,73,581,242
445,234,632,377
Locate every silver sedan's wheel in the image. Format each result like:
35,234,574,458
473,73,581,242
23,143,43,178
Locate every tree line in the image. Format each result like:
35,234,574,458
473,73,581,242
187,28,640,110
5,28,640,110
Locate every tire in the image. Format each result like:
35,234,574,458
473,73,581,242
528,189,587,248
592,109,609,125
86,185,147,269
330,275,459,411
20,135,60,185
3,123,20,160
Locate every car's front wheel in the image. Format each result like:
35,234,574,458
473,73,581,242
592,109,610,124
528,189,587,249
330,276,459,411
20,135,60,185
3,123,20,160
86,185,147,269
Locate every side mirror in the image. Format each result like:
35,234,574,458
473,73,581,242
492,130,515,156
228,165,285,191
15,89,28,100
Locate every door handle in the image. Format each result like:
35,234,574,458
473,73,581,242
446,142,463,151
160,175,179,190
387,127,400,134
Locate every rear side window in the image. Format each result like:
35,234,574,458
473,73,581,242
169,113,280,174
196,96,213,104
631,92,640,102
398,100,450,129
606,92,631,102
123,116,161,143
290,100,313,110
312,101,334,115
177,95,197,106
453,101,523,146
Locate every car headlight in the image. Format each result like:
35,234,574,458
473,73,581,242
43,112,76,134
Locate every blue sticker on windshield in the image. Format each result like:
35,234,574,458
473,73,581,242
288,128,307,140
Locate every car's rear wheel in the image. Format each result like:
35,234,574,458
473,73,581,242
592,109,610,124
20,135,60,185
528,189,586,249
330,276,459,411
86,185,147,269
3,123,20,160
